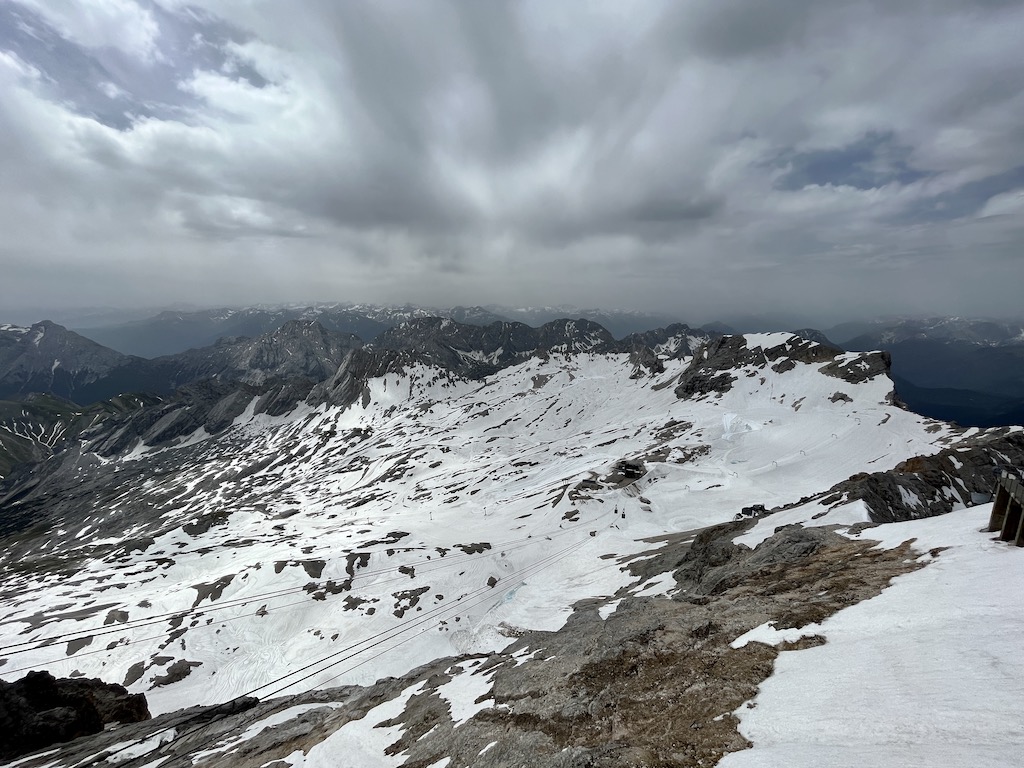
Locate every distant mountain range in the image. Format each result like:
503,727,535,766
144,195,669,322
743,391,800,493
4,308,1024,431
72,304,686,358
838,317,1024,427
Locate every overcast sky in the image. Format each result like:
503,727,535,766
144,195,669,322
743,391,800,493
1,0,1022,325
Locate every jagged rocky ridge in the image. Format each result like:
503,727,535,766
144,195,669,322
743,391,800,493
0,319,362,406
76,304,688,358
1,321,1022,765
0,320,363,477
312,318,711,409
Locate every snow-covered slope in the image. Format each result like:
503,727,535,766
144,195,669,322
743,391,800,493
721,504,1024,768
0,333,963,720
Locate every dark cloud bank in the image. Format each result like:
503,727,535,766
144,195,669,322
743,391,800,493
1,0,1023,326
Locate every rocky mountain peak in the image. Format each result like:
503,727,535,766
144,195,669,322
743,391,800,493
0,321,134,402
367,317,622,380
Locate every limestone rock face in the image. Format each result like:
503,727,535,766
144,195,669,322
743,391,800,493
673,335,750,399
149,319,361,389
0,322,136,402
813,430,1024,523
0,671,149,761
1,524,922,768
819,350,892,385
370,317,620,379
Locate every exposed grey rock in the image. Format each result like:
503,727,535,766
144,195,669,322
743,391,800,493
0,321,139,403
0,671,149,761
819,350,892,384
372,317,620,376
253,377,316,417
149,320,361,390
670,333,853,402
621,323,714,377
4,523,926,768
673,336,752,399
309,347,410,410
802,430,1024,523
312,317,629,409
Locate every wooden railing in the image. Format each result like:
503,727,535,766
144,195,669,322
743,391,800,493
987,470,1024,547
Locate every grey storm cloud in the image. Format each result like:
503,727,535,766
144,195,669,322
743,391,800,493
0,0,1023,324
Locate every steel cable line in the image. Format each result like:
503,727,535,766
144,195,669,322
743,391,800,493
0,522,582,656
290,537,628,699
0,468,614,655
0,528,606,676
0,509,615,658
82,535,602,766
244,536,589,699
239,536,591,701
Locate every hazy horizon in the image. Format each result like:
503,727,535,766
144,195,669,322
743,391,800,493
4,300,1023,340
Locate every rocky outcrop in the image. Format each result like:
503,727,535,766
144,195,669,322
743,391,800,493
0,671,149,761
812,429,1024,523
672,333,892,401
310,347,410,410
149,320,361,389
673,335,754,399
819,350,892,384
3,523,924,768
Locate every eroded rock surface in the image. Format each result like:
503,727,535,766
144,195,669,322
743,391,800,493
0,670,150,760
813,429,1024,522
6,522,926,768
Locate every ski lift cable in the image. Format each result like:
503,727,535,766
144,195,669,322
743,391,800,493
0,508,614,656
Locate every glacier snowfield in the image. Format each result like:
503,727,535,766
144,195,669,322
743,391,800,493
2,333,1021,766
0,337,951,708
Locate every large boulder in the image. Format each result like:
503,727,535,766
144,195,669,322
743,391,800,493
0,671,150,760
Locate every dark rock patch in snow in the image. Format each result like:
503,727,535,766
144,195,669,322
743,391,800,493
7,523,926,768
798,430,1024,523
0,670,149,761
